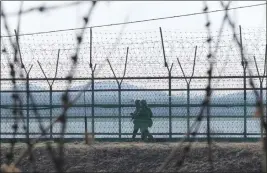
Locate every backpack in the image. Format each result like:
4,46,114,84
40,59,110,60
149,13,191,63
139,107,153,128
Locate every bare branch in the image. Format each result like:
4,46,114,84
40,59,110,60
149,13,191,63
212,2,231,57
14,29,27,74
16,2,24,35
253,56,262,82
203,2,214,170
1,4,16,48
221,1,267,171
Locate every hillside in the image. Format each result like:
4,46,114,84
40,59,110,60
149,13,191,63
0,81,265,117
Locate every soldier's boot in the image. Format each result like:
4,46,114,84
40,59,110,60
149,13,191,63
132,129,138,139
145,130,154,142
141,131,147,141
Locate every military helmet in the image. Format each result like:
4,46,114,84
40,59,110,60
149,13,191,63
140,100,147,107
135,99,141,105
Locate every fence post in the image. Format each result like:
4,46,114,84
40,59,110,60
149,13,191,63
177,46,197,140
107,48,129,140
37,49,60,140
84,90,88,139
89,28,95,139
239,25,247,139
160,27,173,138
49,85,52,140
266,46,267,122
26,73,30,141
187,84,190,139
260,81,264,139
168,71,172,139
0,47,1,140
260,80,263,139
118,84,122,139
260,81,263,109
243,69,247,139
91,69,95,139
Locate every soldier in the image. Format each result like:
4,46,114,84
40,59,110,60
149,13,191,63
131,100,141,139
139,100,154,141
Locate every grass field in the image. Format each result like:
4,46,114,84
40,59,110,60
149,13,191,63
0,142,263,172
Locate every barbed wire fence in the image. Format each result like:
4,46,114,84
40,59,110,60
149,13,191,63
0,1,266,172
1,27,266,135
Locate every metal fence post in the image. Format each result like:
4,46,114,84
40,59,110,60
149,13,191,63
106,48,129,140
49,85,52,140
168,71,172,139
240,25,247,139
37,50,60,140
160,27,173,138
0,47,2,140
177,46,197,140
260,81,263,139
84,90,88,138
260,81,263,106
118,84,122,139
187,84,190,139
91,69,95,139
26,73,30,141
89,28,95,139
244,73,247,139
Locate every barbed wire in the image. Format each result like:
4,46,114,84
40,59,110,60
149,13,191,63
1,28,265,82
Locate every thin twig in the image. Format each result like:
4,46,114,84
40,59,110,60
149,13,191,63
253,56,262,82
14,29,26,74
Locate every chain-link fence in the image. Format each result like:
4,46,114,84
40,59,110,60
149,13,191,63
1,27,266,140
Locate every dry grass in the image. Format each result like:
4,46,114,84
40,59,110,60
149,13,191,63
0,142,263,172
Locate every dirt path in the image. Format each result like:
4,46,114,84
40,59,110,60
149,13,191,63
0,142,264,172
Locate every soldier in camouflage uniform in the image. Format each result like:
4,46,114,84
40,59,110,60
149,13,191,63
131,100,141,139
139,100,154,141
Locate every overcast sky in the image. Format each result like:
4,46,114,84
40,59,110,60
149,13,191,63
1,1,266,35
0,1,266,90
